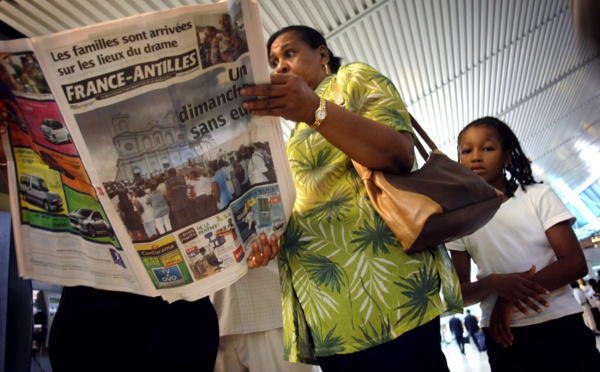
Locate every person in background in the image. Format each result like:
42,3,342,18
571,281,600,334
589,277,600,312
583,278,600,332
240,25,461,371
210,260,320,372
463,309,483,352
49,287,219,371
448,315,466,355
32,293,48,351
447,116,600,370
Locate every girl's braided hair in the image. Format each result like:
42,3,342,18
457,116,537,197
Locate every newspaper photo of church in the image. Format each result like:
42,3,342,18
109,110,198,182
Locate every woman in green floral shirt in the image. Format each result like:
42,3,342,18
241,25,462,371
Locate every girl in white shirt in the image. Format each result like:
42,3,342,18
447,116,600,371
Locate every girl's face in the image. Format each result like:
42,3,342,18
269,31,328,90
458,125,510,192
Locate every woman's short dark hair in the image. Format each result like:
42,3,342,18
267,25,342,73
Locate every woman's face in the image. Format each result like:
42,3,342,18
269,31,327,90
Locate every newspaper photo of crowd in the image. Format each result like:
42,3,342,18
103,141,275,242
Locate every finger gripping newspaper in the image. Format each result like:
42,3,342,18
0,0,295,302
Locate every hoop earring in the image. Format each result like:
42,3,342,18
323,64,331,76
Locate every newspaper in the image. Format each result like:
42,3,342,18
0,0,295,302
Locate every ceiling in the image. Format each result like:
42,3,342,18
1,1,599,211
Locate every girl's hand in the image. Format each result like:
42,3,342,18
489,297,516,347
488,265,550,315
247,233,279,269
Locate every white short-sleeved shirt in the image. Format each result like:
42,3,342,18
446,183,581,328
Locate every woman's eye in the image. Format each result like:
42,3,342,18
270,59,278,67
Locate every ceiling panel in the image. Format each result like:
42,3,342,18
1,0,599,203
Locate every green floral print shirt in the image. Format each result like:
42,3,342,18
280,62,462,364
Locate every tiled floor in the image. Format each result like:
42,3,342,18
442,338,491,372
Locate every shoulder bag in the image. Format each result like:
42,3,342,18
333,83,503,253
352,115,502,253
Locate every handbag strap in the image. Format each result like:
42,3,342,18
332,79,437,161
409,114,438,161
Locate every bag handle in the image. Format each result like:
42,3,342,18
409,114,438,161
333,79,436,161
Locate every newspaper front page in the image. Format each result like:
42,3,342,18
0,0,295,302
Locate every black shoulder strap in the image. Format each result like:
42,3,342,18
409,114,438,161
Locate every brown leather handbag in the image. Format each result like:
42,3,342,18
351,115,503,254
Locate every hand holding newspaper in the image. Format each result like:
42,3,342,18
0,0,295,302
